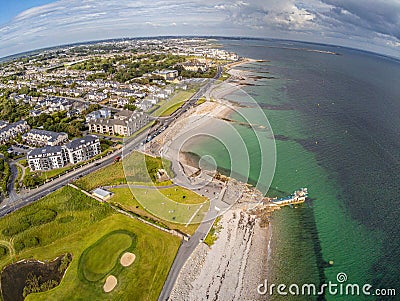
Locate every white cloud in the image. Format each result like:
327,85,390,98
0,0,399,58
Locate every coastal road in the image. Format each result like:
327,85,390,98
158,217,215,301
0,129,150,217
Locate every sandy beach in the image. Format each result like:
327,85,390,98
143,59,274,300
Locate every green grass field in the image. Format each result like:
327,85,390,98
151,90,194,117
158,101,184,116
0,186,180,301
75,161,127,191
196,97,207,105
128,187,209,225
123,152,174,185
75,151,174,191
203,216,222,246
109,187,206,235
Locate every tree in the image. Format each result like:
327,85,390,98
123,104,137,111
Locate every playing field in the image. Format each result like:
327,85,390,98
109,187,205,235
129,187,209,225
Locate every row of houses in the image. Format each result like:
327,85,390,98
0,121,30,144
88,110,149,136
27,135,101,171
22,129,69,147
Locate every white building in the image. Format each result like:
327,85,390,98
22,129,68,147
27,146,69,171
85,108,111,122
27,135,101,171
92,188,113,201
152,70,179,81
0,120,30,144
88,110,149,137
65,135,102,164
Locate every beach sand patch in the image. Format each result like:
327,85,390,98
103,275,117,293
120,252,136,267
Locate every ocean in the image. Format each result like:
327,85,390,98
184,39,400,300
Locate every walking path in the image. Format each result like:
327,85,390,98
102,183,177,190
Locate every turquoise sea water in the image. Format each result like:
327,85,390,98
185,39,400,300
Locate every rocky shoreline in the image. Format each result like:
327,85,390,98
169,205,271,301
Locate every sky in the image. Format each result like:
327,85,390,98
0,0,399,59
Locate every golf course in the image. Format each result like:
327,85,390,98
0,186,180,301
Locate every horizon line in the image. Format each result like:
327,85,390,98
1,35,399,64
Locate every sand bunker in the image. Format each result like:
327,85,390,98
120,252,136,267
103,275,117,293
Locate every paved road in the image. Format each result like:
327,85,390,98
102,183,177,190
158,217,215,301
0,130,149,217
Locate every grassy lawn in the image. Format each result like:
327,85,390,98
151,90,194,117
14,165,23,190
159,101,184,117
0,186,180,301
196,97,207,105
124,151,174,185
128,187,209,225
76,151,174,191
219,72,231,82
38,165,72,180
75,161,127,191
109,187,207,235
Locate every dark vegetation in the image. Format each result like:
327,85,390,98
1,253,72,301
27,111,85,138
0,158,11,196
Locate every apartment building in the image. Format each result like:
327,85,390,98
27,135,101,171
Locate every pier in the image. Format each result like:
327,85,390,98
270,188,308,207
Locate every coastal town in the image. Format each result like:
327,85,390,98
0,38,238,193
0,37,286,301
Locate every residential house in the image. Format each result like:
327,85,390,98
0,121,30,144
22,129,69,147
85,108,111,122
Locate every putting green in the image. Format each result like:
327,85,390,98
79,231,135,282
